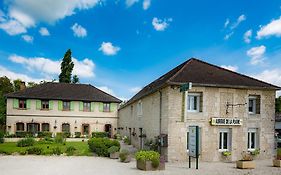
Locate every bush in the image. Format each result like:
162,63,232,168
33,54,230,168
27,147,43,155
0,131,4,144
38,137,54,144
92,132,108,138
277,148,281,160
123,136,130,145
250,149,260,156
15,131,32,138
37,132,52,138
222,151,231,156
54,134,66,144
66,146,76,156
108,146,120,154
119,149,129,162
135,151,160,168
16,138,35,147
113,133,121,140
88,138,120,157
75,132,81,138
52,147,62,155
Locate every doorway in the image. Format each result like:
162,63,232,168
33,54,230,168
104,124,112,138
27,123,40,134
82,124,90,136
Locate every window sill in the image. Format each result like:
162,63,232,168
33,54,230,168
17,108,27,110
218,149,229,152
187,111,200,113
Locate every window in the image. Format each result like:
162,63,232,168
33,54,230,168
83,102,91,111
137,101,142,116
248,128,258,151
16,122,24,131
103,103,110,112
41,100,49,110
248,95,260,114
62,123,70,132
63,101,70,111
219,129,231,151
19,99,27,109
187,93,201,112
42,123,50,132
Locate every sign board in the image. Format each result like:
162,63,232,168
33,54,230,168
180,82,192,92
211,118,242,126
188,126,199,158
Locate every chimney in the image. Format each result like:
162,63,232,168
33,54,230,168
20,81,26,90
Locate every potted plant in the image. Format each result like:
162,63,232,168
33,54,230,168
250,149,260,158
119,149,131,163
221,151,232,162
273,149,281,167
236,151,255,169
135,150,163,171
108,146,120,159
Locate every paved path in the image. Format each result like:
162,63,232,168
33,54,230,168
0,156,280,175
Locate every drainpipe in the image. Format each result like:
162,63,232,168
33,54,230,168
159,90,162,155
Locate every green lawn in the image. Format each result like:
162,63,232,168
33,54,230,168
0,141,92,156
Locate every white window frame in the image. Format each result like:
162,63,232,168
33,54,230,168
248,96,257,114
187,93,200,113
247,128,258,151
219,128,230,152
137,101,143,116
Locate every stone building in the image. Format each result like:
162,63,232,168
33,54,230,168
118,58,280,162
5,82,121,137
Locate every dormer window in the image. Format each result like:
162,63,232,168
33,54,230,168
103,103,110,112
19,99,26,109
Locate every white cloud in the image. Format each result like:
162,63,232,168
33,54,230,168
246,45,266,65
130,87,142,94
243,29,252,43
71,23,87,38
221,65,238,72
39,27,50,36
224,32,234,40
9,8,35,27
230,14,246,30
97,86,116,96
99,42,120,56
257,17,281,39
21,34,33,43
0,20,27,35
143,0,151,10
152,17,172,31
8,54,95,78
224,18,230,28
126,0,139,7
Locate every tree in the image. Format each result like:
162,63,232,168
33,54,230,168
276,97,281,113
27,82,38,88
13,79,22,92
72,75,79,84
0,76,14,125
59,49,74,83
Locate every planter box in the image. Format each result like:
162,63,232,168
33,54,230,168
110,152,119,159
273,159,281,167
120,156,131,163
136,160,165,171
236,160,255,169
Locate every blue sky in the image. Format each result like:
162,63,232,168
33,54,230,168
0,0,281,100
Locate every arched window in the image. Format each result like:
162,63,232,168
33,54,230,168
62,123,70,133
42,123,50,132
16,122,24,131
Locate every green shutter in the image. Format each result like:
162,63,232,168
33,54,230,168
79,101,83,111
36,100,41,110
58,101,63,111
99,102,103,112
110,103,117,112
13,99,19,109
49,100,53,110
90,102,95,111
70,101,74,111
26,99,31,109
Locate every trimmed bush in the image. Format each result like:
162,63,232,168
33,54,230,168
66,146,76,156
27,147,43,155
119,149,130,162
88,138,120,157
37,132,52,138
16,138,35,147
52,147,62,155
135,151,160,168
0,131,4,144
15,131,32,138
108,146,120,154
92,132,108,138
75,132,81,138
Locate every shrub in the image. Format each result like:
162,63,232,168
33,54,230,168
88,138,120,157
16,138,35,147
66,146,76,156
92,132,108,138
250,149,260,156
108,146,120,154
37,132,52,138
75,132,81,138
277,148,281,160
0,131,4,144
52,147,62,155
15,131,32,138
38,137,54,144
222,151,231,156
119,149,129,162
135,150,160,168
5,133,16,138
123,136,130,145
54,134,66,144
19,150,27,155
27,147,43,155
114,133,121,140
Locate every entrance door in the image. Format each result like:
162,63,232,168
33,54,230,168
27,123,40,134
104,124,112,138
82,124,90,136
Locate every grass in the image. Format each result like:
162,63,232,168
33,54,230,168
0,141,92,156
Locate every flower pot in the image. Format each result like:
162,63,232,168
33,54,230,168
121,155,131,163
236,160,255,169
110,152,119,159
273,159,281,167
136,160,159,171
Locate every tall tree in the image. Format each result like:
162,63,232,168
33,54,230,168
276,97,281,113
0,76,14,125
72,75,79,84
59,49,74,83
13,79,22,91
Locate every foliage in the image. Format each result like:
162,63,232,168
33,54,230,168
75,132,81,138
113,133,121,140
135,150,160,162
0,76,14,125
0,131,4,143
92,132,109,138
27,82,38,88
277,148,281,160
123,136,130,145
250,149,260,156
37,137,54,144
88,137,120,157
16,138,35,147
54,133,66,144
276,97,281,112
37,132,52,138
151,157,160,168
27,147,43,155
15,131,33,138
52,146,62,155
241,151,253,161
108,146,120,154
66,146,76,156
119,149,130,162
59,49,74,83
72,75,79,84
222,151,231,156
13,79,23,92
63,132,71,138
144,139,159,151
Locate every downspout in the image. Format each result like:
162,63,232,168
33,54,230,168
159,90,162,155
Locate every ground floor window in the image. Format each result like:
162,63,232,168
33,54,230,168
62,123,70,133
42,123,50,132
27,123,40,133
82,124,89,135
248,128,258,151
219,128,231,151
16,122,24,131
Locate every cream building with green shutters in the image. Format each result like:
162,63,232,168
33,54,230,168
5,82,121,137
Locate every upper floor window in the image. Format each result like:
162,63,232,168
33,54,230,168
83,102,91,111
19,99,27,109
248,95,260,114
103,103,110,112
41,100,49,110
63,101,70,111
248,128,258,151
187,93,202,112
137,101,143,116
219,128,231,151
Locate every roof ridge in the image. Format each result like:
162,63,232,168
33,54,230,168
167,58,194,83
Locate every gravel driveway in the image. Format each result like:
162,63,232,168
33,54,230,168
0,156,280,175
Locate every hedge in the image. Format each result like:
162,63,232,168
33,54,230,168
88,137,120,157
92,132,109,138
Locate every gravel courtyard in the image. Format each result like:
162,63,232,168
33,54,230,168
0,156,280,175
